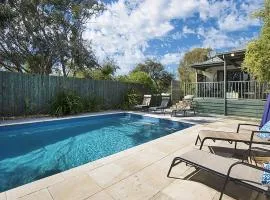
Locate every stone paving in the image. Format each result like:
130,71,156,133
0,112,266,200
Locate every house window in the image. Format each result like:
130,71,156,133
197,73,206,82
217,70,249,82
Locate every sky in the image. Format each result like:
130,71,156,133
83,0,263,75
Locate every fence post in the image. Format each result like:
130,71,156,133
223,55,227,116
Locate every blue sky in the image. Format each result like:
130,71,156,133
83,0,263,75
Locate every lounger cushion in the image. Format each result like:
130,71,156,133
262,163,270,185
258,121,270,139
176,149,268,191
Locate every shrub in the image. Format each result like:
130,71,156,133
51,91,83,116
122,88,142,110
82,96,102,112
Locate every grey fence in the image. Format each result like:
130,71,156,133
171,80,181,104
0,71,147,117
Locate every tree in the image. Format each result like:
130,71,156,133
178,48,211,83
243,0,270,82
75,58,119,80
128,71,156,92
0,0,102,75
133,59,174,93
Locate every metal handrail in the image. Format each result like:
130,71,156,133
183,81,270,100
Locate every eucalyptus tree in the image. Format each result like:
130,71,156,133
133,59,174,93
178,48,211,83
0,0,102,75
243,0,270,82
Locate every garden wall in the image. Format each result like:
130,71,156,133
0,71,147,117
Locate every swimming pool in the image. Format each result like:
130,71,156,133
0,113,192,192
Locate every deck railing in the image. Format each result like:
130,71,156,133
184,81,270,100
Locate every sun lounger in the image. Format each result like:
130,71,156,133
195,124,270,153
167,149,270,199
134,95,152,111
149,96,170,113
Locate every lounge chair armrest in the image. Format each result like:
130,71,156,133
220,161,270,199
247,130,270,156
250,130,270,141
236,123,261,133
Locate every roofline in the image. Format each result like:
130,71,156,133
190,49,246,69
191,62,224,69
216,49,246,58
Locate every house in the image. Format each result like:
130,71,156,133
181,49,270,118
187,49,269,100
191,49,249,83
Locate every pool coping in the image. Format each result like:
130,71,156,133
0,110,205,127
0,111,223,199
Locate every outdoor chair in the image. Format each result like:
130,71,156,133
171,98,196,117
134,95,152,111
195,124,270,154
167,149,270,200
149,96,170,114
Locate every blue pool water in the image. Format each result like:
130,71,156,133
0,113,192,192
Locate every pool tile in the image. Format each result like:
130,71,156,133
6,173,64,200
0,193,6,200
106,173,159,200
86,191,114,200
18,189,53,200
48,173,102,200
88,148,166,188
150,180,217,200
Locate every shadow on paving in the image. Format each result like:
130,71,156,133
167,146,269,200
187,170,268,200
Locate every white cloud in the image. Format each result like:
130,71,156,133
196,27,256,50
160,52,184,65
183,26,196,35
84,0,262,74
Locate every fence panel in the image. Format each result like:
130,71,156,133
0,71,146,117
171,80,181,104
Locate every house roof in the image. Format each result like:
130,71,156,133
191,57,224,70
190,49,246,70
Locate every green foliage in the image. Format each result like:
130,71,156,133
132,59,174,93
122,89,142,110
24,97,32,116
0,0,102,75
82,96,102,112
51,91,83,116
127,71,156,92
178,48,211,83
50,90,108,116
243,0,270,82
75,58,119,80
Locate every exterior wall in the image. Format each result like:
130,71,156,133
198,65,238,82
194,98,265,118
198,65,250,82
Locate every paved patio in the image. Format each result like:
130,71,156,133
0,112,266,200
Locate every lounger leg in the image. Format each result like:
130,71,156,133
219,175,230,200
167,158,182,178
195,135,201,145
234,142,237,150
199,139,206,150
